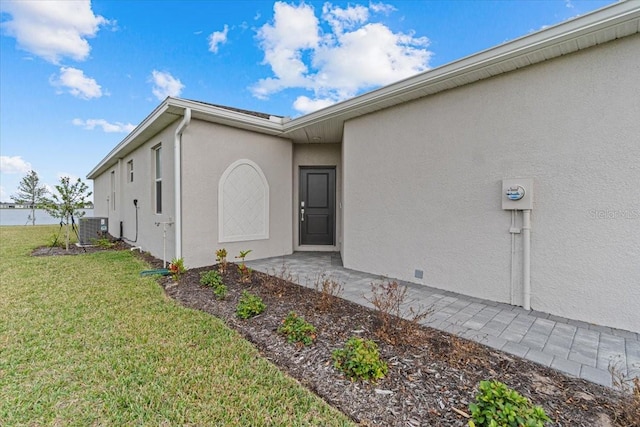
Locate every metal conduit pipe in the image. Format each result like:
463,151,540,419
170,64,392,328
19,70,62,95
522,209,532,311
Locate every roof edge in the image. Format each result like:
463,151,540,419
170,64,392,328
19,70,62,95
284,1,640,131
87,97,283,179
87,99,173,179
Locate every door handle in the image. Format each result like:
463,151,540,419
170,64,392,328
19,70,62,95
301,208,304,222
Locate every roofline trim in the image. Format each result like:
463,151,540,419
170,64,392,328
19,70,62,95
87,97,283,179
283,1,640,131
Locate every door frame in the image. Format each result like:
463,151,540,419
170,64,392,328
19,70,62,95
298,166,336,246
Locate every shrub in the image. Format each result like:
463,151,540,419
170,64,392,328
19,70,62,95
200,270,223,287
313,273,343,312
278,312,317,346
200,270,227,300
609,361,640,425
237,263,253,283
236,249,253,283
468,380,550,427
48,232,65,248
168,257,186,281
332,337,388,382
365,280,431,345
236,291,265,319
215,248,228,273
212,283,228,300
91,237,114,249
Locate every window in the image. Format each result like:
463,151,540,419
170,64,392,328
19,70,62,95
154,146,162,214
110,171,116,210
127,160,134,182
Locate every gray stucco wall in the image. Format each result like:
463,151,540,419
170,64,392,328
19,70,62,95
342,34,640,332
181,120,293,268
92,123,178,264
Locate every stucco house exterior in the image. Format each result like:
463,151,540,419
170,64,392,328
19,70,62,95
88,2,640,333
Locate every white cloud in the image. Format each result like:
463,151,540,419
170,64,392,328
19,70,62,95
150,70,184,100
313,23,430,92
51,67,103,99
369,2,397,14
0,156,32,174
251,1,431,114
0,186,7,202
322,3,369,35
72,118,135,133
1,0,109,64
293,96,338,115
208,25,229,53
252,2,320,98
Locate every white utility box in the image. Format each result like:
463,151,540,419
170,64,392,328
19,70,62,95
502,178,534,210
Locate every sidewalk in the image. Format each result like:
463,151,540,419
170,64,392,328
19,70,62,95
246,252,640,389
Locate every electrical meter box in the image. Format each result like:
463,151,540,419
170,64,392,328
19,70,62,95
502,178,533,210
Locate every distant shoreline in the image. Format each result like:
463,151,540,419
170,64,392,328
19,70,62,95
0,204,94,209
0,208,95,226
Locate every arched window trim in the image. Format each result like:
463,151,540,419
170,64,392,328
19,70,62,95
218,158,269,243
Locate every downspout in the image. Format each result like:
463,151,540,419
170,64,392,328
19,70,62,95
522,209,532,311
117,158,123,239
174,107,192,261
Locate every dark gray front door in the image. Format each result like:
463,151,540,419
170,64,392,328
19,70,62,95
300,167,335,245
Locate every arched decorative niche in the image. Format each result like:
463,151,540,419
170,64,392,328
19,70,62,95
218,159,269,242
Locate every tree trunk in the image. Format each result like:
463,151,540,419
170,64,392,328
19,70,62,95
65,214,70,251
30,207,36,226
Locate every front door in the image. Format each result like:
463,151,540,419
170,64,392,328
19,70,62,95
300,167,335,245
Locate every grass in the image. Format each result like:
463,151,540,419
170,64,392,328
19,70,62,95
0,225,355,426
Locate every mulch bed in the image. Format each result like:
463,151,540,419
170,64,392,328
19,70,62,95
162,264,637,427
33,244,638,426
31,241,131,256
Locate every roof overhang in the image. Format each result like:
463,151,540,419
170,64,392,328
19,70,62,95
88,1,639,179
87,98,284,179
281,1,640,143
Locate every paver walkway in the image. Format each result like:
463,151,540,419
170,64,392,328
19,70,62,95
247,252,640,389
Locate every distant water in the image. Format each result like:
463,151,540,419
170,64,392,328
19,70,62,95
0,209,94,226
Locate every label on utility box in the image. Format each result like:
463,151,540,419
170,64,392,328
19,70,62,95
502,179,533,210
506,186,525,201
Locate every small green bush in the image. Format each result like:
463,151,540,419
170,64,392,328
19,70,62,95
200,270,228,299
91,237,114,249
200,270,223,287
332,337,388,382
168,257,186,281
278,312,317,346
48,232,64,248
236,291,266,319
468,380,550,427
212,283,228,300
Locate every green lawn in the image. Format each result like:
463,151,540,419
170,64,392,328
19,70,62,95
0,226,354,426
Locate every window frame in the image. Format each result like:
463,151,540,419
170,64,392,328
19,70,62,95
127,159,134,183
110,170,116,211
153,145,162,214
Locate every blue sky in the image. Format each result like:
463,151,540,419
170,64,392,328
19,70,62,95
0,0,617,202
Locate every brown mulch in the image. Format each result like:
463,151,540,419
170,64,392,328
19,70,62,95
33,244,638,426
31,240,131,256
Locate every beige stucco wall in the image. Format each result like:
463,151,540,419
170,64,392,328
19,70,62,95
293,143,342,251
181,120,293,268
342,34,640,332
91,123,178,264
91,170,109,218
